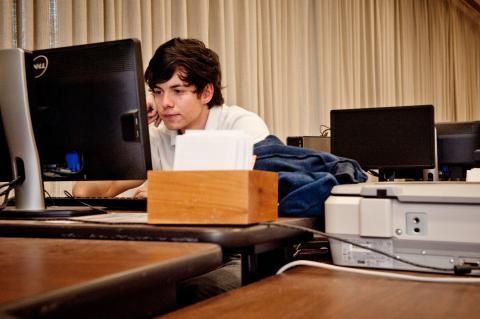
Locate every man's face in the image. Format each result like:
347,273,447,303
151,70,211,132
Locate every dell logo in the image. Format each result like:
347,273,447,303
33,55,48,78
34,62,46,69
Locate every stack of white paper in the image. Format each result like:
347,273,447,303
173,130,254,170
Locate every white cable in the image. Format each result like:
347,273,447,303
276,260,480,283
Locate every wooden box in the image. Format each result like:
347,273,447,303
147,170,278,225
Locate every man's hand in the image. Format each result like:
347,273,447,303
133,186,148,199
147,93,161,127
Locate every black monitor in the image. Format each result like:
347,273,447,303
330,105,435,181
30,39,151,180
436,121,480,180
0,39,151,218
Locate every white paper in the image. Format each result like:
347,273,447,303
173,130,254,171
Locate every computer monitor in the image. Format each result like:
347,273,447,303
436,121,480,180
330,105,435,181
0,39,151,218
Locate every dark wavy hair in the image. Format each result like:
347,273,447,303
145,38,224,108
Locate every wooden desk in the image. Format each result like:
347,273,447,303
0,216,318,284
0,237,222,318
158,266,480,319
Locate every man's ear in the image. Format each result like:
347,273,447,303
200,83,214,105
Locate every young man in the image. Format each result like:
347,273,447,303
73,37,269,197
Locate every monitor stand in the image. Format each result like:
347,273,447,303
0,48,103,220
378,168,425,182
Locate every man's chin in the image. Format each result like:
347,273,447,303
163,122,184,131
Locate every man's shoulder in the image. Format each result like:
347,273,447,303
211,104,249,115
211,104,261,122
209,105,269,143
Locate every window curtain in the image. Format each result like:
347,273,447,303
1,0,479,140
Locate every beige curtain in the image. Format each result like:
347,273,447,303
1,0,480,140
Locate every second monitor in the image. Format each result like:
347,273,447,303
330,105,435,181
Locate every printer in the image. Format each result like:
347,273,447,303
325,182,480,273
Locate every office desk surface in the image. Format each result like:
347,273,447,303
0,216,318,285
159,266,480,319
0,216,317,250
0,237,222,318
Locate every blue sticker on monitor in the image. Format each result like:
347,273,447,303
65,151,81,172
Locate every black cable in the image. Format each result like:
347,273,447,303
260,221,454,273
320,125,330,137
0,176,22,192
0,187,13,210
367,169,380,177
0,176,22,211
0,184,10,194
0,182,10,191
44,189,52,199
61,190,108,213
43,189,55,206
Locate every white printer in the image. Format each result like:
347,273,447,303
325,182,480,273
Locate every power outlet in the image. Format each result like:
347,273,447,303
406,212,428,235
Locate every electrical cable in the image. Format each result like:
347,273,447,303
0,187,13,210
62,190,107,213
367,169,380,177
44,189,52,200
276,260,480,283
0,176,22,211
0,176,21,192
319,125,330,137
260,222,454,272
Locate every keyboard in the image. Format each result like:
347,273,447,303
44,197,147,211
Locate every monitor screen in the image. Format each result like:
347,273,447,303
436,121,480,180
30,39,151,181
330,105,435,178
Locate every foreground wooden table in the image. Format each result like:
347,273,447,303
159,266,480,319
0,237,222,318
0,216,318,284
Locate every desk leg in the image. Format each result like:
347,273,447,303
241,245,295,285
242,253,259,285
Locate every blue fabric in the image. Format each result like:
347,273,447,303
253,135,367,220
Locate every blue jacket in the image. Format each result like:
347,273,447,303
253,135,367,221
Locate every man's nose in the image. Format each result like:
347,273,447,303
160,91,174,109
